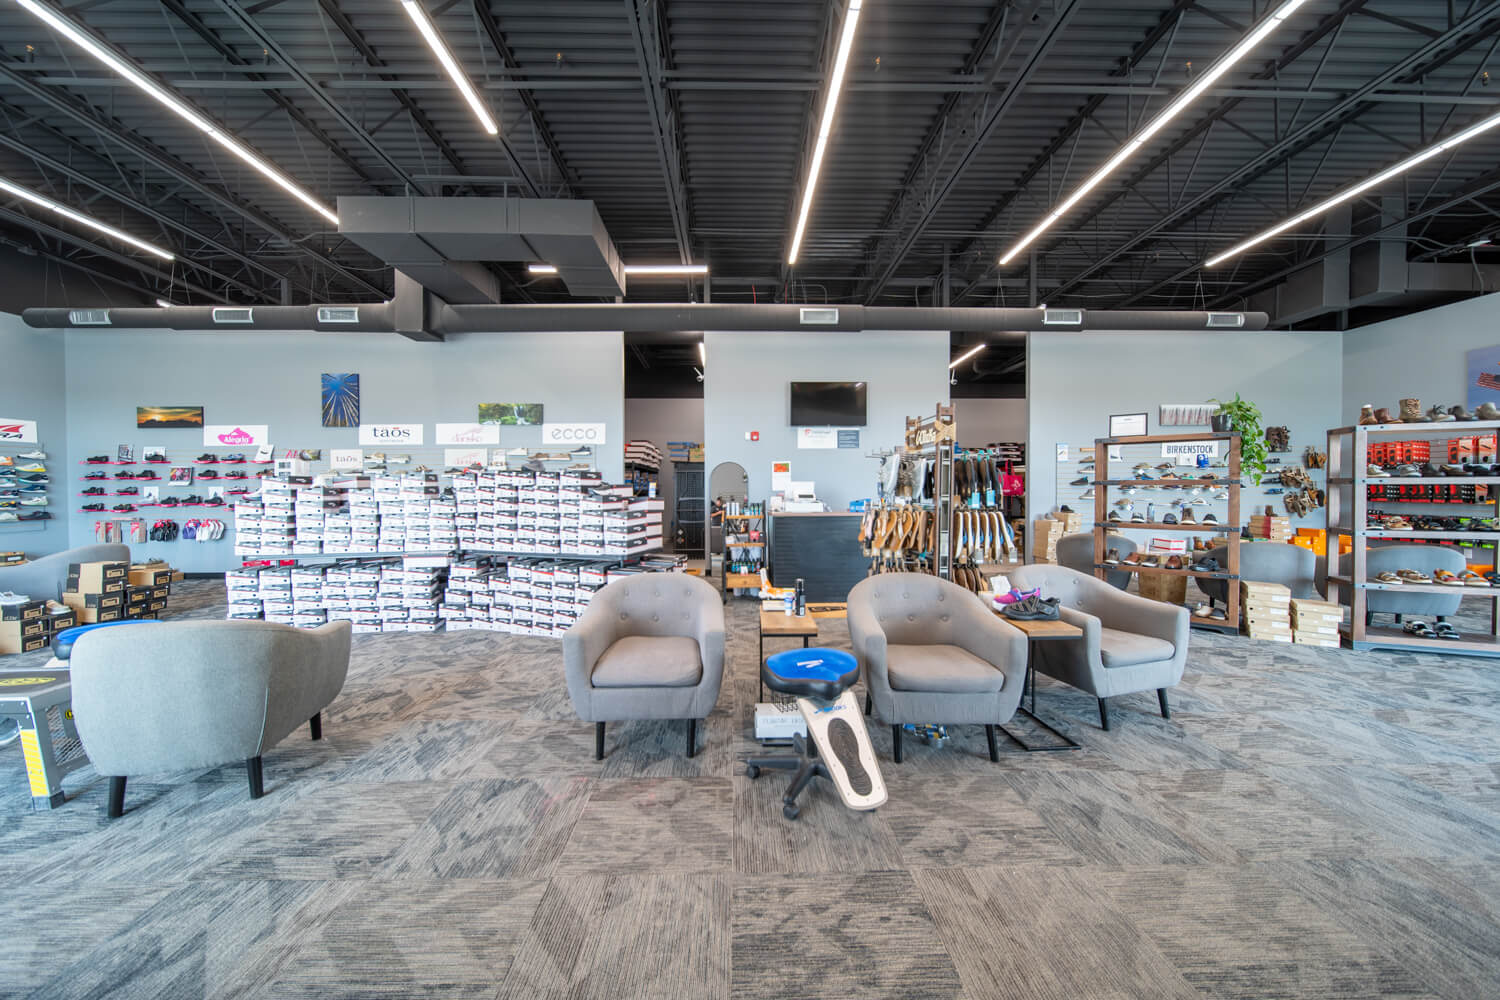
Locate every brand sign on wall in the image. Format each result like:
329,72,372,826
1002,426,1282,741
542,422,606,446
203,424,268,447
359,423,424,445
329,449,363,470
435,422,500,446
1161,440,1219,462
797,427,838,449
444,448,487,469
0,418,38,443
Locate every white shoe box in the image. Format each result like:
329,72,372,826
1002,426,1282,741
754,703,808,740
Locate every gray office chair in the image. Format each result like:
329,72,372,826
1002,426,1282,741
847,573,1028,763
563,573,725,760
1009,564,1189,730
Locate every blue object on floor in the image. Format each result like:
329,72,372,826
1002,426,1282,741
52,619,162,661
763,647,860,701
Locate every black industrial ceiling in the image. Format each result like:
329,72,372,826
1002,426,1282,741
1,0,1498,347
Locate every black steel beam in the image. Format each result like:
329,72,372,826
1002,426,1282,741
624,0,693,264
856,0,1083,303
1039,1,1500,303
0,62,386,298
471,0,578,197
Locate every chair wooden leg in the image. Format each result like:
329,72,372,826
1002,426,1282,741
1157,689,1170,719
686,718,697,758
247,756,264,799
595,722,606,761
107,776,126,819
1097,698,1111,731
985,724,999,762
864,691,872,716
892,724,903,764
309,712,322,740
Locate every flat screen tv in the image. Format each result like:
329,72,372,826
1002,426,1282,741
790,381,866,426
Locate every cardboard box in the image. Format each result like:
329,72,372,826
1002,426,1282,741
0,598,46,623
128,565,173,587
62,590,124,612
67,560,128,592
0,627,49,654
73,606,123,625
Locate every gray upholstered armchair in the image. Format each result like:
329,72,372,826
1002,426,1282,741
563,573,725,760
1057,532,1137,590
1009,564,1189,730
847,573,1028,763
0,544,130,602
1199,541,1321,606
1338,544,1466,624
69,619,351,818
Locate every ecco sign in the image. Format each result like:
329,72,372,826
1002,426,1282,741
359,423,423,445
542,423,606,445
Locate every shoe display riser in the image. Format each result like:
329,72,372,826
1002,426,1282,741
0,444,53,529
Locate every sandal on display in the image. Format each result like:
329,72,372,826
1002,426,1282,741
1434,622,1461,641
1403,620,1435,637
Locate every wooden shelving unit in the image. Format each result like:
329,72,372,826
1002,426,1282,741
1325,419,1500,657
716,510,765,600
1092,431,1243,634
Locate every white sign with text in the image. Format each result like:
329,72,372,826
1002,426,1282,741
330,449,364,470
797,427,838,449
359,423,424,446
435,422,500,446
541,422,606,446
0,418,38,444
203,424,268,447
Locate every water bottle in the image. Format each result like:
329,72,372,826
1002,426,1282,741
784,590,795,616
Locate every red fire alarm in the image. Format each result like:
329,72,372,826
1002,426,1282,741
750,431,760,442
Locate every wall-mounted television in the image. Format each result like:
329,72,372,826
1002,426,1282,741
790,381,867,426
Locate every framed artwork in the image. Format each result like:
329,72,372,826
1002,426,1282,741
321,373,360,427
1466,346,1500,410
169,467,193,484
478,402,543,426
1109,412,1148,437
116,444,134,462
137,406,204,429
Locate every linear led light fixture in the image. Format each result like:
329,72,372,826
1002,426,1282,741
16,0,338,224
949,343,985,369
1206,108,1500,267
697,342,705,364
400,0,498,136
0,176,173,260
527,263,709,276
999,0,1311,266
154,298,174,308
787,0,864,265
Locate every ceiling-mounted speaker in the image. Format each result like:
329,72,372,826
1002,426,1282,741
67,309,110,326
1206,312,1246,328
317,306,360,324
212,307,254,324
799,307,839,325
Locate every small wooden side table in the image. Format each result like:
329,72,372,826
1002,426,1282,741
756,603,846,701
994,614,1084,752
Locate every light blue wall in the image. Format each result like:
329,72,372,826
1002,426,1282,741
0,312,69,555
62,328,625,573
1342,291,1500,418
703,330,950,511
1027,328,1343,558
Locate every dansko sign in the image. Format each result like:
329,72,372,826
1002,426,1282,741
435,423,500,446
358,423,424,445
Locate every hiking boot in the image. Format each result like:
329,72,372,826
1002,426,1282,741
1399,398,1425,422
1357,404,1377,425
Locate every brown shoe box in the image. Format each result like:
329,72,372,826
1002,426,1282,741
62,590,125,612
74,606,123,625
0,598,47,623
0,623,49,654
67,560,129,592
45,607,77,633
128,566,173,587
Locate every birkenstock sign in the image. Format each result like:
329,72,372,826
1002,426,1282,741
203,424,267,446
1161,440,1219,461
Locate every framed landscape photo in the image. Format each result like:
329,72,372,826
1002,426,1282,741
479,402,543,426
137,406,204,429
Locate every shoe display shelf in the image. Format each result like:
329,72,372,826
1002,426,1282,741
1325,419,1500,657
717,505,766,599
1091,431,1243,635
1,445,52,530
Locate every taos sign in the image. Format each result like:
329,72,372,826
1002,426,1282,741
203,424,268,446
435,423,500,446
541,422,606,446
358,423,423,445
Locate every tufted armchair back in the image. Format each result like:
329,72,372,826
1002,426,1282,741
848,572,988,646
1011,562,1117,617
589,572,722,640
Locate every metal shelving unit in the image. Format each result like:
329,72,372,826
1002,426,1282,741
1325,419,1500,657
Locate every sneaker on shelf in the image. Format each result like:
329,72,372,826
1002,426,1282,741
85,455,109,464
16,476,47,485
181,495,203,505
84,471,107,480
197,470,220,480
0,512,16,522
114,470,136,480
1103,548,1121,565
17,511,49,521
221,453,246,463
193,453,218,464
144,454,170,463
115,487,139,496
81,503,105,512
18,449,46,460
1107,510,1122,522
224,471,247,480
111,503,136,512
0,456,12,467
1069,476,1089,486
1366,464,1392,478
82,487,105,496
1201,513,1218,524
1129,512,1147,523
14,463,45,473
158,497,179,507
1078,488,1095,500
1059,505,1074,514
390,454,412,464
135,470,158,480
19,497,47,506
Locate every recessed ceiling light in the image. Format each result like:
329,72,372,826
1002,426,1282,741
0,175,173,260
999,0,1310,266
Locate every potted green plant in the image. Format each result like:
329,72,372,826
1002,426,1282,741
1209,394,1269,485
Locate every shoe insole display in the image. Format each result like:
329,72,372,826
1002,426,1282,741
796,690,887,811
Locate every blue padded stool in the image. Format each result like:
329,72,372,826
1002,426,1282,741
52,619,162,661
746,647,886,819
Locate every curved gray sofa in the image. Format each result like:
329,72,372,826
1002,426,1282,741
1009,564,1189,730
563,573,725,760
1199,541,1322,605
0,544,130,602
70,619,351,818
847,573,1027,763
1338,544,1467,621
1057,532,1138,590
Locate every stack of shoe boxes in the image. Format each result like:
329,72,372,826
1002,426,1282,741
225,554,449,633
1289,597,1343,648
123,563,172,619
62,560,128,624
0,597,50,654
1241,581,1293,642
1246,513,1292,542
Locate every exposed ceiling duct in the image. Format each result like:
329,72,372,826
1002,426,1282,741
21,301,1265,335
336,196,625,302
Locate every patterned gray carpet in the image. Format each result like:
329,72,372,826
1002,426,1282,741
2,578,1498,999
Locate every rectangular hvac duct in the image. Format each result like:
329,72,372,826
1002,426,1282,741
338,196,626,301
